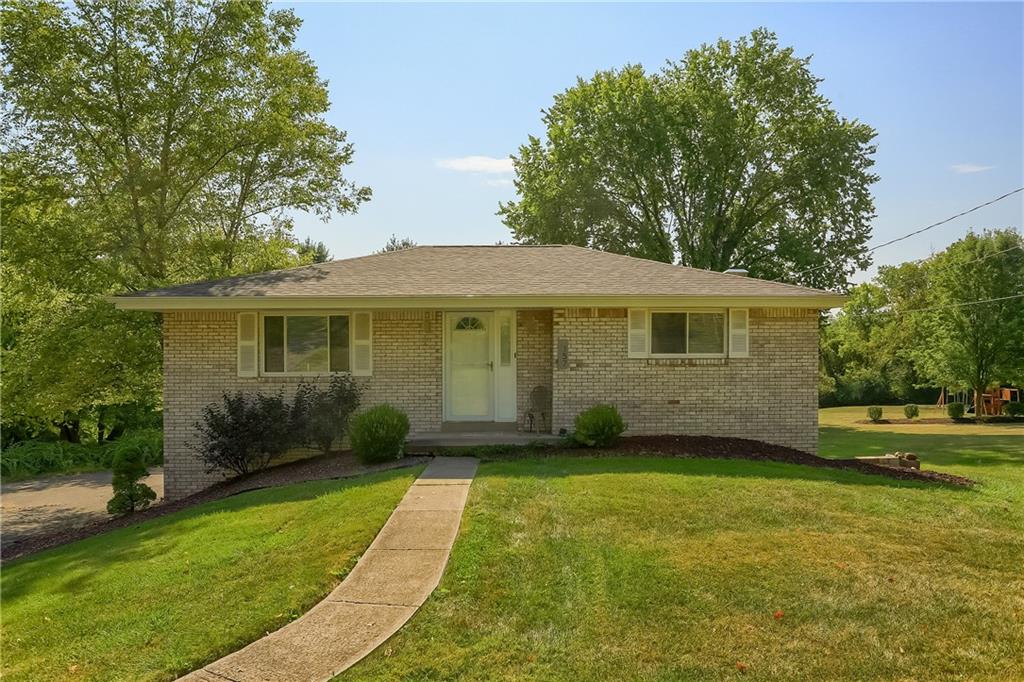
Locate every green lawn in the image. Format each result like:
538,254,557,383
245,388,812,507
0,467,421,682
346,410,1024,680
3,413,1022,681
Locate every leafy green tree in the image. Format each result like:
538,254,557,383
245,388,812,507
297,237,332,263
912,229,1024,416
500,29,877,289
378,235,418,253
1,1,368,438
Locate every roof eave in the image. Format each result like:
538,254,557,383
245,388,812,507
109,293,848,311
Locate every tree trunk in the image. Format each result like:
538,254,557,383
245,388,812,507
974,384,986,418
97,422,107,444
59,420,82,443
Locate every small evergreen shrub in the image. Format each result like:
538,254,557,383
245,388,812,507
903,404,919,419
867,406,883,423
947,402,965,419
193,392,292,475
350,404,410,464
106,445,157,515
1003,402,1024,417
573,404,626,447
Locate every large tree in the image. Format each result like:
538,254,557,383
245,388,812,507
500,29,877,289
912,229,1024,416
1,0,369,437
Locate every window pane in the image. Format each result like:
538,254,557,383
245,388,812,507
286,316,328,373
499,318,512,366
688,313,725,354
329,315,350,372
264,316,285,372
651,313,686,354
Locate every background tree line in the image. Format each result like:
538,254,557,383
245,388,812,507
820,229,1024,412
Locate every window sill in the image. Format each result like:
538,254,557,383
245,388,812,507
644,357,729,367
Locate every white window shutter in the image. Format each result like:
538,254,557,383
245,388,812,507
729,309,749,358
627,309,648,358
351,311,373,376
237,312,259,377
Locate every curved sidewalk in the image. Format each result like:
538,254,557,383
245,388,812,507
180,456,478,682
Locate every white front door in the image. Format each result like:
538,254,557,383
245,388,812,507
445,312,494,420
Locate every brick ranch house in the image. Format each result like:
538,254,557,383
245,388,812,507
113,245,845,499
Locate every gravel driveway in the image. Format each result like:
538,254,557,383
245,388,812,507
1,469,164,554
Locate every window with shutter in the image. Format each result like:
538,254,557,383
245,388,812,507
729,309,749,358
237,312,259,377
351,311,373,376
628,309,648,358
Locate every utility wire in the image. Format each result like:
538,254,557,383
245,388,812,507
794,187,1024,277
869,293,1024,316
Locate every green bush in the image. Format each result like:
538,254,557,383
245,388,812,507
349,404,410,464
903,404,919,419
867,406,883,422
0,429,163,481
947,402,966,419
1003,402,1024,417
106,445,157,515
193,392,293,475
292,376,362,455
573,404,626,447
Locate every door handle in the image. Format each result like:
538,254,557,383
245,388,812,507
488,361,494,371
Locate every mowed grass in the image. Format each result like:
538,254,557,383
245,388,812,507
347,412,1024,680
0,467,421,682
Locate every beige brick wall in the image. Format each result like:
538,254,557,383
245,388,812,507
550,307,819,453
162,310,442,499
163,306,819,498
516,310,553,431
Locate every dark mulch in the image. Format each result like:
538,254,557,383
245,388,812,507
1,452,428,564
612,435,977,487
855,417,1022,425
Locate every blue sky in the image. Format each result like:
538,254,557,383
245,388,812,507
281,2,1023,280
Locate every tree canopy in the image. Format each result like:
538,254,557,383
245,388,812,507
821,229,1024,410
1,0,368,438
500,28,878,290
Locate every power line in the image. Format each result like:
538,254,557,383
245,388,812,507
795,187,1024,277
870,293,1024,316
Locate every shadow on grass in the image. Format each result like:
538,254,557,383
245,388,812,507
0,467,415,601
473,452,978,492
819,426,1024,468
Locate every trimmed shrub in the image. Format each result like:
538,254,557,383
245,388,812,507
573,404,627,447
867,406,883,423
193,392,292,475
1003,402,1024,418
903,404,919,419
292,376,362,455
106,445,157,515
947,402,966,419
350,404,410,464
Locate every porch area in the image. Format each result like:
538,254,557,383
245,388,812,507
406,430,561,452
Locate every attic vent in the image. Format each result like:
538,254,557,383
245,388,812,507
724,268,748,277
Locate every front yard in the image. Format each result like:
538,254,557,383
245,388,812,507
2,410,1021,680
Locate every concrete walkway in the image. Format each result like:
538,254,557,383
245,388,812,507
179,457,478,682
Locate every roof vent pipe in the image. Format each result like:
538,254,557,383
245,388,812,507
724,268,748,277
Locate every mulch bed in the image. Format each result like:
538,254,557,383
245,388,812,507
610,435,977,487
1,453,429,564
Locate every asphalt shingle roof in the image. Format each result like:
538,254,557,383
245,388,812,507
116,245,838,300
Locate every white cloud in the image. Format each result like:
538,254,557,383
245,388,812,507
484,178,514,187
950,163,994,174
436,155,513,174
